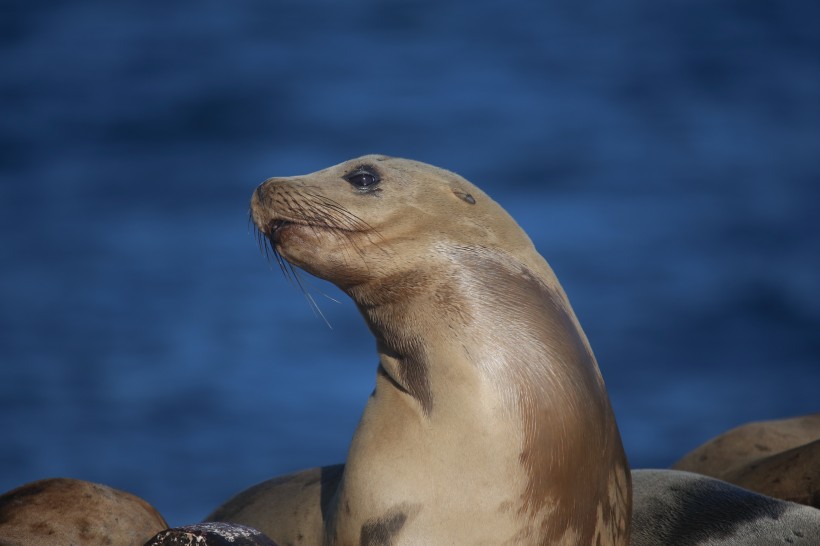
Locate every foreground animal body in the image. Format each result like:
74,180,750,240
210,155,631,545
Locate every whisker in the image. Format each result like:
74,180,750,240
300,192,382,267
289,269,344,305
303,191,391,258
289,193,324,242
303,191,372,230
257,229,268,259
290,266,333,329
251,185,392,328
273,243,296,286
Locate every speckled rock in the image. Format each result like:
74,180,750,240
144,522,278,546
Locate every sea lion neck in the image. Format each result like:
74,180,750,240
337,245,631,544
344,248,583,419
344,264,461,418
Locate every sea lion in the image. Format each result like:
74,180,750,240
0,477,167,546
673,413,820,508
208,155,631,545
630,469,820,546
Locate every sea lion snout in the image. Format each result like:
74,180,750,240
250,179,292,238
250,182,271,232
250,176,284,209
252,182,266,208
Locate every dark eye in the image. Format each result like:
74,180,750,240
344,167,380,189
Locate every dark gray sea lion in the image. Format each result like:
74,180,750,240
0,477,167,546
208,155,632,545
631,469,820,546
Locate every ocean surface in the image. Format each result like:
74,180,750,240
1,0,818,526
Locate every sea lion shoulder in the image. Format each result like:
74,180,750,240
205,465,343,544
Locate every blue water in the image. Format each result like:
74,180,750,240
1,0,819,526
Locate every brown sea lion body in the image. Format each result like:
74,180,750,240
673,413,820,508
0,477,167,546
208,155,631,545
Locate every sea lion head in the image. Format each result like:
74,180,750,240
250,155,536,290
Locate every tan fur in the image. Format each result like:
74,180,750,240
673,414,820,508
0,477,167,546
211,155,631,545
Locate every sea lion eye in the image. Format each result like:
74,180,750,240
344,168,380,189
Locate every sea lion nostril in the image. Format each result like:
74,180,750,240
254,184,266,204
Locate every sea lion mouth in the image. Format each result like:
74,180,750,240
265,218,364,240
268,219,291,234
266,219,294,242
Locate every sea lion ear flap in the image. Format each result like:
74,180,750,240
452,188,476,205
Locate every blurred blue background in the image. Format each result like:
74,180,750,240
1,0,818,526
